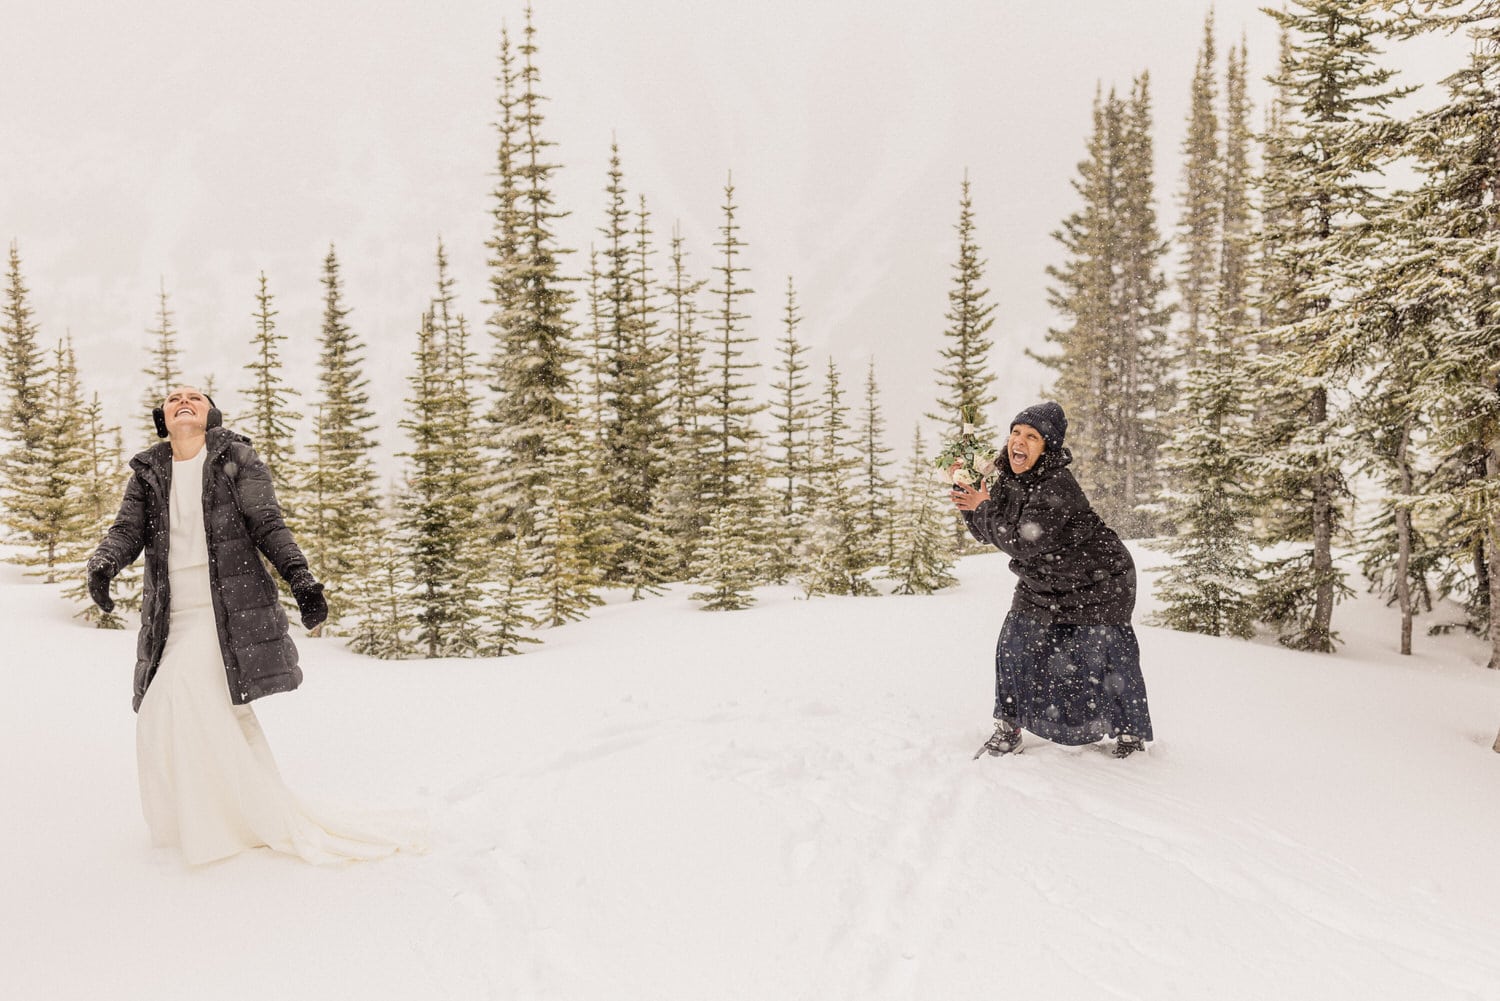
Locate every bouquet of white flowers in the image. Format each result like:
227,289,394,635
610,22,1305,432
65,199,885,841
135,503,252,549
932,408,1001,490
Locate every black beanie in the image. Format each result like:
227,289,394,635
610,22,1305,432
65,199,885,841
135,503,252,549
1011,401,1067,453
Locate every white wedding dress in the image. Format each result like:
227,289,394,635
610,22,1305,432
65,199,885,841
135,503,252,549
135,447,423,865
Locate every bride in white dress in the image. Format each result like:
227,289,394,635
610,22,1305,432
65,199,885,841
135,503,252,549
88,387,423,865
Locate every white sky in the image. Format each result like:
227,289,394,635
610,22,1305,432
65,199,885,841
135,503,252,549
0,1,1466,462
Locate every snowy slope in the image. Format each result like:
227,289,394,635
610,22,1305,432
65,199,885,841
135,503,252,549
3,547,1499,1001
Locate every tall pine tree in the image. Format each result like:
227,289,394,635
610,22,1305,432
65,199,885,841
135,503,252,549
1250,1,1407,652
691,175,766,610
303,245,381,633
484,7,579,545
1040,78,1174,537
1,242,51,558
768,277,814,583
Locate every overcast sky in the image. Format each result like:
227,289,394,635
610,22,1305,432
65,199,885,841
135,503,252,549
0,1,1465,463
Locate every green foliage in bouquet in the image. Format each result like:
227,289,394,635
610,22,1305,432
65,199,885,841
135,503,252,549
931,407,1001,490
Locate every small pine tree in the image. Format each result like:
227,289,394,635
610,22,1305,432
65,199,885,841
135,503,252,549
534,433,607,626
15,337,92,583
1151,318,1260,638
241,271,302,500
885,426,957,595
484,535,543,656
346,515,417,660
802,359,877,597
395,244,494,658
138,280,182,448
61,392,128,627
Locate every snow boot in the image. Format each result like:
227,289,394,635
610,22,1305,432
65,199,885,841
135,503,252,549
974,718,1023,759
1112,734,1145,759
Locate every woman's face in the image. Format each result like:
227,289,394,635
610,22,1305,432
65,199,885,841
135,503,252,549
163,387,210,436
1008,424,1045,474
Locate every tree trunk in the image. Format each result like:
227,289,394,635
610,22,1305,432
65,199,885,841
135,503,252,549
1395,417,1414,656
1487,446,1500,672
1310,387,1335,653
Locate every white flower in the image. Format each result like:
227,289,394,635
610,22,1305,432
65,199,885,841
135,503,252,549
976,455,997,475
954,467,978,485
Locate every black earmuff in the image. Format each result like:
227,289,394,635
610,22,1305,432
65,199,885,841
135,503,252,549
151,394,221,438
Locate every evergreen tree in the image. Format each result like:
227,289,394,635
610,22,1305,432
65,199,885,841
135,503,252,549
1039,87,1118,481
398,308,460,658
802,359,877,597
534,432,606,626
484,7,579,545
61,391,128,627
484,535,543,655
859,359,896,565
691,175,766,610
767,277,814,583
622,194,677,597
595,148,672,595
15,337,91,583
1154,32,1261,639
1040,78,1174,538
1220,35,1255,337
885,425,957,595
1111,73,1176,538
346,514,416,660
303,245,381,633
1367,1,1500,667
1,241,51,555
656,226,712,580
241,271,301,501
1250,1,1406,652
1151,316,1260,638
1177,12,1222,371
138,280,182,447
396,243,493,658
929,174,998,437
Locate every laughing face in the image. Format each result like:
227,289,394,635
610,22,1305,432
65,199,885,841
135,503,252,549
162,386,210,436
1007,423,1045,474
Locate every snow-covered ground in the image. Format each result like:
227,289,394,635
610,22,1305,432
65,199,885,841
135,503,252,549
4,546,1499,1000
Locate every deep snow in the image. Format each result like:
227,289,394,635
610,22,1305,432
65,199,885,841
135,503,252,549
3,545,1499,1001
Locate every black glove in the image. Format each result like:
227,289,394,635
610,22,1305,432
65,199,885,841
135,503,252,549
288,569,328,630
86,553,117,613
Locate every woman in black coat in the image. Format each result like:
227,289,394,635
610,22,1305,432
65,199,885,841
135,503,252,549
87,387,417,863
950,402,1154,758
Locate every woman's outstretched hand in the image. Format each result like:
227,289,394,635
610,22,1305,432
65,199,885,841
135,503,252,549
288,569,328,630
948,463,990,511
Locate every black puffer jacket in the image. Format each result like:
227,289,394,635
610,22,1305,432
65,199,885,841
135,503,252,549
961,447,1136,625
92,427,308,711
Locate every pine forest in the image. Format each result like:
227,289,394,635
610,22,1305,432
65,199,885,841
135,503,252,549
4,1,1499,682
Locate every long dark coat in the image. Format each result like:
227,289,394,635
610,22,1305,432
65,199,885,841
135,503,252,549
961,447,1136,625
92,427,308,711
